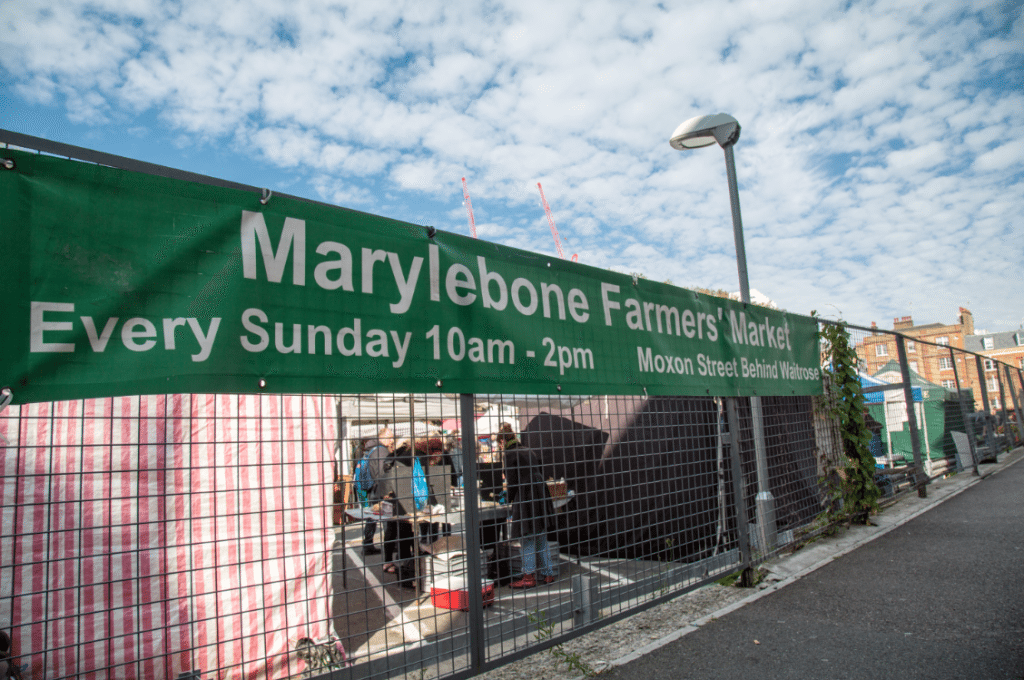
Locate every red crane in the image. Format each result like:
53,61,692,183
461,177,477,239
537,182,566,260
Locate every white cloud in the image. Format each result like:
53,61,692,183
886,141,947,172
974,137,1024,171
1,0,1021,331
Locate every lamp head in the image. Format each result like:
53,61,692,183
669,113,741,150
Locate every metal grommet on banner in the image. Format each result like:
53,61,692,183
1,158,14,170
435,380,443,388
258,378,267,389
260,188,272,205
0,388,10,445
642,387,648,401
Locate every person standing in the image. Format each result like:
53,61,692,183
499,423,557,588
377,439,420,585
355,427,394,556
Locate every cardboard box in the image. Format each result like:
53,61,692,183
430,578,495,611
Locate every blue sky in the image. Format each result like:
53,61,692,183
2,0,1022,333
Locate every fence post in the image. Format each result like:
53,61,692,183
975,356,998,458
750,397,777,552
950,347,980,476
724,397,754,585
571,573,598,627
996,366,1011,447
895,336,926,497
459,393,486,672
1018,368,1024,445
1004,365,1024,447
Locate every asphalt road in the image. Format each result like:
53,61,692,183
600,456,1024,680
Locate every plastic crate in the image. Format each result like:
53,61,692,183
430,579,495,611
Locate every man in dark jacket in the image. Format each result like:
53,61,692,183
499,423,557,588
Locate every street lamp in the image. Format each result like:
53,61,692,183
670,113,748,304
670,113,776,551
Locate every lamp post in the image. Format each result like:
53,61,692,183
670,113,777,552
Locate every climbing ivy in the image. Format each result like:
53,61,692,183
818,320,880,525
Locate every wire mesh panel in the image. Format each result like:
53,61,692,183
1,388,851,680
330,391,853,680
0,394,338,680
732,395,830,561
841,324,927,503
472,394,738,667
332,393,476,680
25,375,1014,680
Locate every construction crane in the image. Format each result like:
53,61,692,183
461,177,477,239
537,182,566,260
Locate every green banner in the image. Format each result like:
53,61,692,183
0,149,822,404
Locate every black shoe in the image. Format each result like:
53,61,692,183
361,545,381,556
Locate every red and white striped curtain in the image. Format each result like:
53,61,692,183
0,394,337,679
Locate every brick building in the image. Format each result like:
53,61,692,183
857,307,974,386
964,329,1024,412
856,308,1024,413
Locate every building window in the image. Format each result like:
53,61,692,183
939,357,953,370
909,361,919,373
984,359,995,371
1020,358,1024,370
935,336,949,346
989,398,1000,410
875,344,888,357
987,377,998,392
907,341,916,352
982,337,994,350
942,380,956,390
1016,332,1024,347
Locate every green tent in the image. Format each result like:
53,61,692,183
866,361,974,465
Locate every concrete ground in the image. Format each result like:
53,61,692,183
598,447,1024,680
330,518,738,671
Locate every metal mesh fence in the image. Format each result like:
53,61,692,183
842,320,1024,494
332,392,839,680
0,390,837,680
0,394,339,680
1,323,1022,680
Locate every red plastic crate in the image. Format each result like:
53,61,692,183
430,582,495,611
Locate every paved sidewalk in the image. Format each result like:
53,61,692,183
600,448,1024,680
